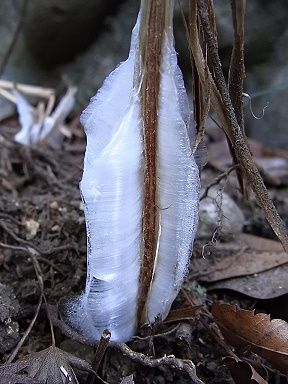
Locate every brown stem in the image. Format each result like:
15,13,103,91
228,0,246,131
228,0,247,195
138,0,173,321
86,330,111,384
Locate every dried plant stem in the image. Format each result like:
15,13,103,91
29,249,56,346
86,330,111,384
228,0,247,195
200,164,239,201
138,0,170,321
190,0,288,251
0,80,55,98
228,0,246,132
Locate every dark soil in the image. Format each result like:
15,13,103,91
0,118,287,384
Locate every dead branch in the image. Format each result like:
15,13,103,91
86,330,111,384
117,343,205,384
200,164,239,201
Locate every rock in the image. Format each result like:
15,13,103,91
212,0,288,149
24,0,124,67
1,0,287,149
54,1,139,106
198,187,245,240
0,0,139,107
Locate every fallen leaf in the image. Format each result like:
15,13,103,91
208,138,288,185
21,346,93,384
0,361,41,384
212,301,288,373
194,234,288,282
208,264,288,299
228,360,268,384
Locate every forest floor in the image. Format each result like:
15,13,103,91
0,114,287,384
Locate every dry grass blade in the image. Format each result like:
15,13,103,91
212,301,288,373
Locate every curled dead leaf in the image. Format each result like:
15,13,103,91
212,301,288,373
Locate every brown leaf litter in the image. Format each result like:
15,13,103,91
212,301,288,373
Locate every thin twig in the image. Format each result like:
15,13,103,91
0,80,55,98
132,323,181,341
117,343,205,384
7,294,43,363
0,221,78,257
0,220,42,254
0,241,65,275
86,330,111,384
29,250,55,346
50,304,95,347
0,223,56,347
200,164,239,200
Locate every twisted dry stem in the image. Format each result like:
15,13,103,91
189,0,288,252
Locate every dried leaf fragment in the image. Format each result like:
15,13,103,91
0,361,41,384
228,360,268,384
212,301,288,373
195,233,288,282
21,346,93,384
